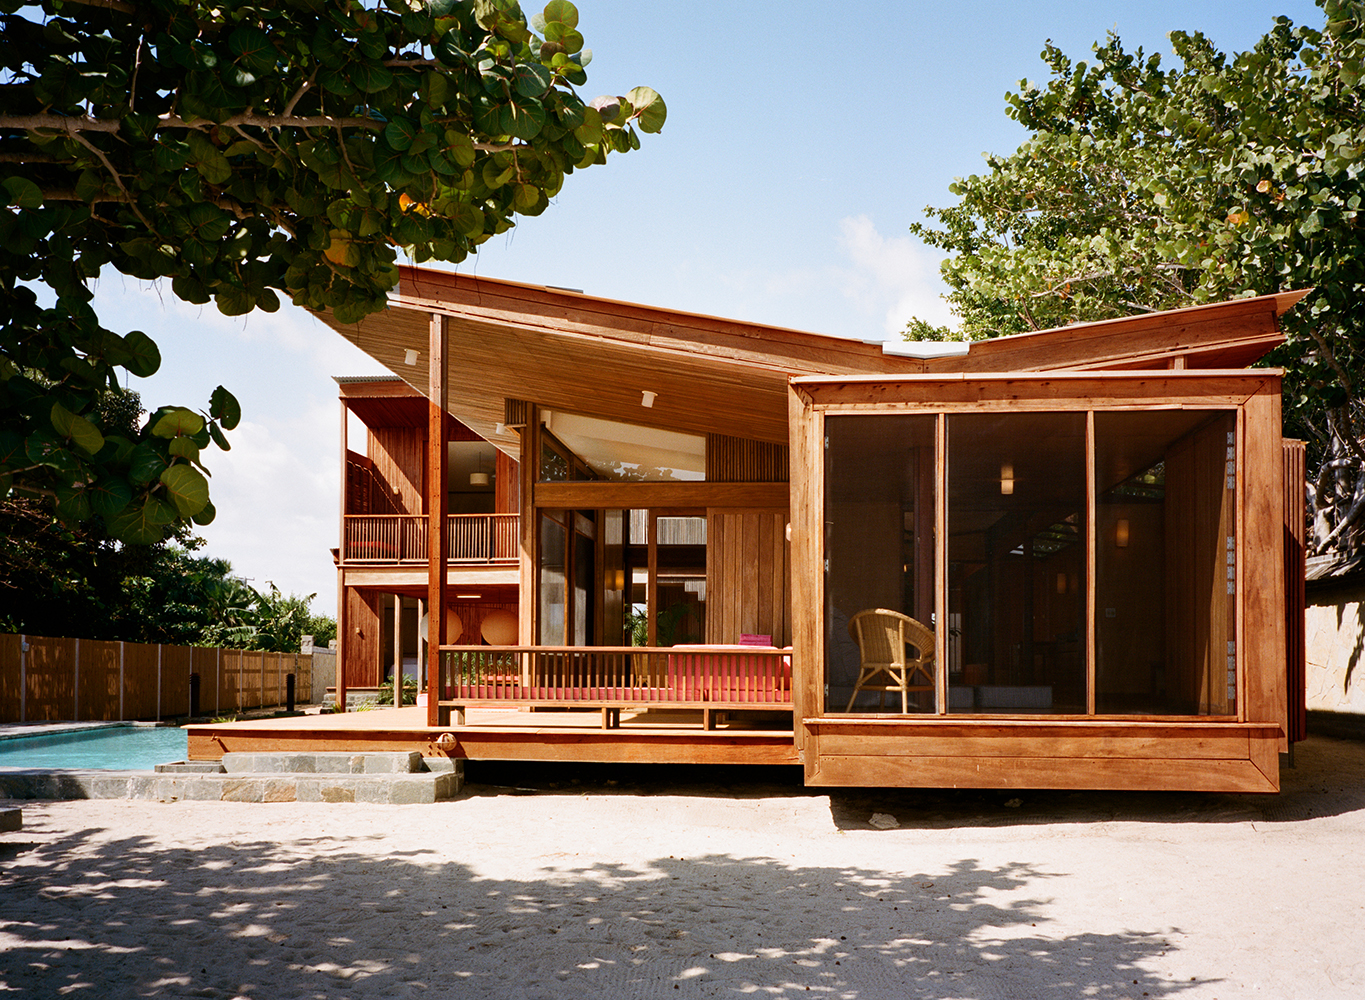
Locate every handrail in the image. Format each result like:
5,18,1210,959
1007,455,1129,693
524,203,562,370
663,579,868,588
341,513,519,564
435,644,793,706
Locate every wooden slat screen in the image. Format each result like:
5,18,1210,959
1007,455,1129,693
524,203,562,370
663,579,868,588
707,433,789,483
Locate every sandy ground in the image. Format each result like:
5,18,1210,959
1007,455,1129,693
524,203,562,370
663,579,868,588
2,737,1364,1000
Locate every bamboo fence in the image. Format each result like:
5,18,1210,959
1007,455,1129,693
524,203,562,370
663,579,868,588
0,633,313,722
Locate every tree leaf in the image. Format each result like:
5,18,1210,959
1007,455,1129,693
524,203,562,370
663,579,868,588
160,463,209,517
3,176,43,209
50,402,104,455
121,331,161,378
513,63,552,98
543,1,579,29
209,385,241,431
88,476,133,520
128,443,166,486
151,407,206,439
108,496,177,544
627,86,667,133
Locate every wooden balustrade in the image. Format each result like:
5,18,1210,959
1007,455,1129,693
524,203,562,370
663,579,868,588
436,645,793,708
342,514,519,564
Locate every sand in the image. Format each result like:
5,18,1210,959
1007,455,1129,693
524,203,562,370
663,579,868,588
2,737,1365,999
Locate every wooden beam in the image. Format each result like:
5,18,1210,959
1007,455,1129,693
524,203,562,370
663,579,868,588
534,481,789,509
426,313,449,727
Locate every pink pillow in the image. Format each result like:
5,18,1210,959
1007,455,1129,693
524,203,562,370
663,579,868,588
739,633,772,647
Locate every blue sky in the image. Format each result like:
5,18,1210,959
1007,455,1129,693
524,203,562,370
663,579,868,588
95,0,1323,614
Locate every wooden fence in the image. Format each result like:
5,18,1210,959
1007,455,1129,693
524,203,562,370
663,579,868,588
0,634,313,723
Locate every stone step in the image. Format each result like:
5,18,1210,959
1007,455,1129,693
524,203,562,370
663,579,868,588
0,768,461,804
219,751,424,774
0,807,20,832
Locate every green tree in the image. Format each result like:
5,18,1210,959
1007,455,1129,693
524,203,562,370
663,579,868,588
0,0,663,543
908,0,1365,565
304,612,338,649
200,582,317,652
0,494,248,641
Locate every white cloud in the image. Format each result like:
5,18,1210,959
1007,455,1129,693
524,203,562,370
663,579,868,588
834,215,956,336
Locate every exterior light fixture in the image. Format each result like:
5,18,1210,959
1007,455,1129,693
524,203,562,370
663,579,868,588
404,348,419,365
641,390,657,408
1057,572,1067,594
1116,518,1130,547
1000,463,1014,495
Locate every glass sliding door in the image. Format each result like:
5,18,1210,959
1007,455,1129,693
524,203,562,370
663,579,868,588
824,415,937,713
947,413,1087,714
1094,411,1237,715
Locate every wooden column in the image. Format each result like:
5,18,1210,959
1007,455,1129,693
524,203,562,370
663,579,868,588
337,397,349,711
393,595,402,707
416,596,426,697
426,313,449,727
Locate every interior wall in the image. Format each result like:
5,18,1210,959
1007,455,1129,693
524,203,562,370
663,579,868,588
705,508,791,646
1165,417,1236,714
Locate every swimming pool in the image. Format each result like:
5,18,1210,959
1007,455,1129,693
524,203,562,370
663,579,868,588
0,726,189,770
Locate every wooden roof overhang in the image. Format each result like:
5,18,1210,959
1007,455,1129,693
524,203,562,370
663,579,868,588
315,266,1306,460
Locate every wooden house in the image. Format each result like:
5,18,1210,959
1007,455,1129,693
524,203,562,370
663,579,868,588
308,265,1308,792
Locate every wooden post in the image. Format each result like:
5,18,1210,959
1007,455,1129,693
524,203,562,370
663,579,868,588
119,641,125,721
393,594,403,708
427,312,449,727
416,596,426,696
338,396,349,712
19,634,26,723
73,637,81,721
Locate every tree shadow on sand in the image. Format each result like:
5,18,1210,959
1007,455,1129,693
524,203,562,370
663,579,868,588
0,827,1204,999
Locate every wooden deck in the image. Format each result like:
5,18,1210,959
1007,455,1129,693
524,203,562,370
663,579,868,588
185,706,800,766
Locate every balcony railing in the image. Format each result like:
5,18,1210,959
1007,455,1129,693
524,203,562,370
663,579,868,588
436,645,792,708
342,514,519,564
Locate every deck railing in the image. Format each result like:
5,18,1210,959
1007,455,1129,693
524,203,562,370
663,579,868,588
342,514,519,564
436,645,792,707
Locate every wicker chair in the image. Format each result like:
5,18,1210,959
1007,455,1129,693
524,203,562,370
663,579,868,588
845,609,936,713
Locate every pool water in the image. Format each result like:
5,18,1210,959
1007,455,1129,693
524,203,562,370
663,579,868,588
0,726,189,770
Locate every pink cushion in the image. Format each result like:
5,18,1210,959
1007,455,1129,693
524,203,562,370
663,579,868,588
739,633,772,646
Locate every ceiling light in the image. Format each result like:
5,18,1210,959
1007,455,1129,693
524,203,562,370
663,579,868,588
404,348,418,365
641,390,657,408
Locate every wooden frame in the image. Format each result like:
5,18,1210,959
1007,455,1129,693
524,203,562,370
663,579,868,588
791,371,1287,791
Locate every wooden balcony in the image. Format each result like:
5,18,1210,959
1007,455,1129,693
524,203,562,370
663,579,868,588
435,644,793,729
341,514,519,565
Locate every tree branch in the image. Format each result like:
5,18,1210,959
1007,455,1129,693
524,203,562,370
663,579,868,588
281,71,317,118
1,112,518,151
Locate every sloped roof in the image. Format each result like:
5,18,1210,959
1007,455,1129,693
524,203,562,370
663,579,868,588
315,265,1305,459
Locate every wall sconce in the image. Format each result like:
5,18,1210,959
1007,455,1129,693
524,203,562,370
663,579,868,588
404,348,419,365
1116,518,1130,548
1000,462,1014,495
1057,572,1067,594
641,390,657,408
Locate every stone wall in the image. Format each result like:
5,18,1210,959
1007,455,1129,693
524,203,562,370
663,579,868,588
1306,579,1365,718
310,650,336,707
